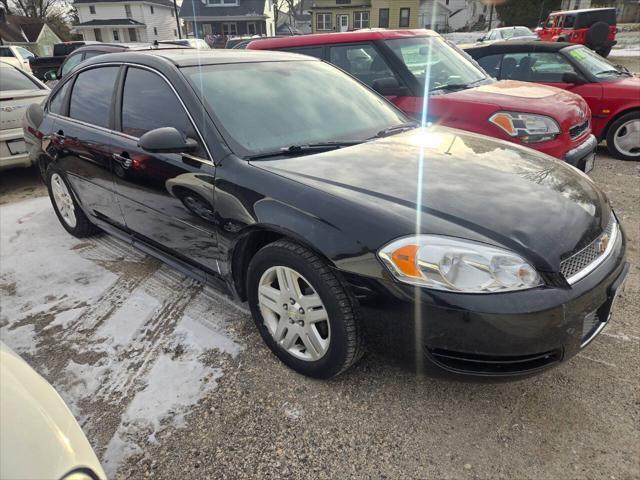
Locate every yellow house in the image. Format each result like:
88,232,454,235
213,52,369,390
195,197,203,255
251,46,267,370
310,0,419,33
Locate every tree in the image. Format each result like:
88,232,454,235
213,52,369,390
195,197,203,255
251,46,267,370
495,0,562,27
273,0,296,29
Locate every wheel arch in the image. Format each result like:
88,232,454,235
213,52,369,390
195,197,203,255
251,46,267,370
601,106,640,140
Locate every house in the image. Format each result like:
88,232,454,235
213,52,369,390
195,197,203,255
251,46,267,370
419,0,493,32
0,11,62,56
72,0,179,43
179,0,276,40
309,0,420,33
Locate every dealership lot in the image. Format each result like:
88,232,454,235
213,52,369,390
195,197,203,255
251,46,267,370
0,144,638,479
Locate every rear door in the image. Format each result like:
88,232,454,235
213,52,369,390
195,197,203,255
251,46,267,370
49,65,126,227
110,66,219,272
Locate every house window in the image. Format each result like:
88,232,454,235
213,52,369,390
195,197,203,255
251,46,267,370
316,13,331,31
247,22,256,35
89,5,96,14
378,8,389,28
174,29,177,36
203,23,213,35
129,28,137,41
170,8,174,16
113,30,120,41
399,8,410,27
336,0,351,3
206,0,239,5
150,5,154,13
223,22,237,36
125,4,132,17
153,26,158,35
353,11,369,29
94,28,102,41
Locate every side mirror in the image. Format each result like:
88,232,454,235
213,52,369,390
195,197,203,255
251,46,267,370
138,127,198,154
372,77,408,97
562,72,585,85
44,70,58,81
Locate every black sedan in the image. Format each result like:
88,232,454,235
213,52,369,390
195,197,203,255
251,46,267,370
23,49,628,380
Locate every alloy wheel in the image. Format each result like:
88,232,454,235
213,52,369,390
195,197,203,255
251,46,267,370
50,173,77,228
613,118,640,158
258,266,331,361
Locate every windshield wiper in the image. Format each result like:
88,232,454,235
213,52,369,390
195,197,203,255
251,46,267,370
596,69,630,77
372,122,419,139
247,142,359,160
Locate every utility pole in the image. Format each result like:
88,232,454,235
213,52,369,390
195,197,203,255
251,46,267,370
172,0,182,38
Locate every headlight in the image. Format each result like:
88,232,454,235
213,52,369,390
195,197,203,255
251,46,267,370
378,235,542,293
489,111,560,143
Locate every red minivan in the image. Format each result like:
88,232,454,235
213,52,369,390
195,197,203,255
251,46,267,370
249,30,597,172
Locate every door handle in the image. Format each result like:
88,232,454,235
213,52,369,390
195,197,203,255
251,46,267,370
112,152,132,169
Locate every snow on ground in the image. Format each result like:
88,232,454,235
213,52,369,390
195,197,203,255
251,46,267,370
0,197,244,477
443,31,485,45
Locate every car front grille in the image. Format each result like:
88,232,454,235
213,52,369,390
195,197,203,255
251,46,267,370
428,348,562,375
569,120,589,139
560,216,617,284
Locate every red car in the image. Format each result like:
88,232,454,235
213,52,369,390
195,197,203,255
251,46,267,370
536,7,617,57
465,41,640,161
249,30,597,172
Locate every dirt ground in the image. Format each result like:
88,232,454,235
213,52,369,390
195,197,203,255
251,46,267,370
1,147,638,479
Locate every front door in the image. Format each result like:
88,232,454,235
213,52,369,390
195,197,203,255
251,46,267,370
110,66,219,273
338,15,349,32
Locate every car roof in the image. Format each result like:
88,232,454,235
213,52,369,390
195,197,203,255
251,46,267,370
248,29,438,49
464,40,575,55
82,48,317,69
550,7,616,16
494,26,532,30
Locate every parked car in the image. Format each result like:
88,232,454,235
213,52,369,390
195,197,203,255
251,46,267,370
536,7,617,57
29,41,100,80
465,41,640,161
44,42,190,87
225,35,262,48
248,30,597,172
475,26,539,45
1,62,49,171
0,342,106,480
25,49,628,380
0,45,35,73
160,38,211,49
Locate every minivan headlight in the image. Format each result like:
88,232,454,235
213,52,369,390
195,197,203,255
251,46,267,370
378,235,542,293
489,111,560,143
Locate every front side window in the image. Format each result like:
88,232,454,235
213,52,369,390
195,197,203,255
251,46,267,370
316,13,331,31
0,67,41,91
282,46,324,59
399,8,410,28
49,80,72,114
69,66,119,128
328,43,396,87
61,52,85,76
354,11,369,29
15,47,35,59
502,52,577,82
379,8,389,28
184,61,407,156
384,36,487,92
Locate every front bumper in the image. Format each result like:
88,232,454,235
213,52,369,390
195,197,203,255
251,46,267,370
346,220,627,381
564,134,597,173
0,127,32,171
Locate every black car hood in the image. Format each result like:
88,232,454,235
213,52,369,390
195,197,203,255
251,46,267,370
252,127,610,271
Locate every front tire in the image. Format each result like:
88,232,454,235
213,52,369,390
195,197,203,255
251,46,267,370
46,164,99,237
606,111,640,161
247,239,364,379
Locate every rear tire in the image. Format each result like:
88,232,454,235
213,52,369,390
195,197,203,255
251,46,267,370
247,239,364,379
596,46,612,57
46,164,99,237
606,111,640,161
586,21,609,53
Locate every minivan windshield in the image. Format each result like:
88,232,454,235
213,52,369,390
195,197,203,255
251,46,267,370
384,36,488,93
184,60,408,157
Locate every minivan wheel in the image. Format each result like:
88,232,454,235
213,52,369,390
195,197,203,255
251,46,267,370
46,165,99,237
606,111,640,161
247,239,364,378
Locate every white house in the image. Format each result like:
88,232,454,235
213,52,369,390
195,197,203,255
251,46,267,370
419,0,496,32
73,0,180,43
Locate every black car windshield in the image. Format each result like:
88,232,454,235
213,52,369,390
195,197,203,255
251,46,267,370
384,36,487,93
566,46,628,79
183,60,408,157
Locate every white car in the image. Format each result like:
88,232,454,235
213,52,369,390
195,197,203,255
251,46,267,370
1,62,49,170
0,342,106,480
0,45,35,73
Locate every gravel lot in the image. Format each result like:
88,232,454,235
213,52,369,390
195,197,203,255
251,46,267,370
1,143,638,479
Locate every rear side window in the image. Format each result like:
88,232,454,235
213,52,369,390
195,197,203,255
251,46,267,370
328,43,396,87
121,67,197,140
280,46,324,59
49,81,72,114
69,66,119,128
0,47,15,57
0,67,41,91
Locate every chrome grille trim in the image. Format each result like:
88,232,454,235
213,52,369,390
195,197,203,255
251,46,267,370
569,120,589,140
561,216,618,285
